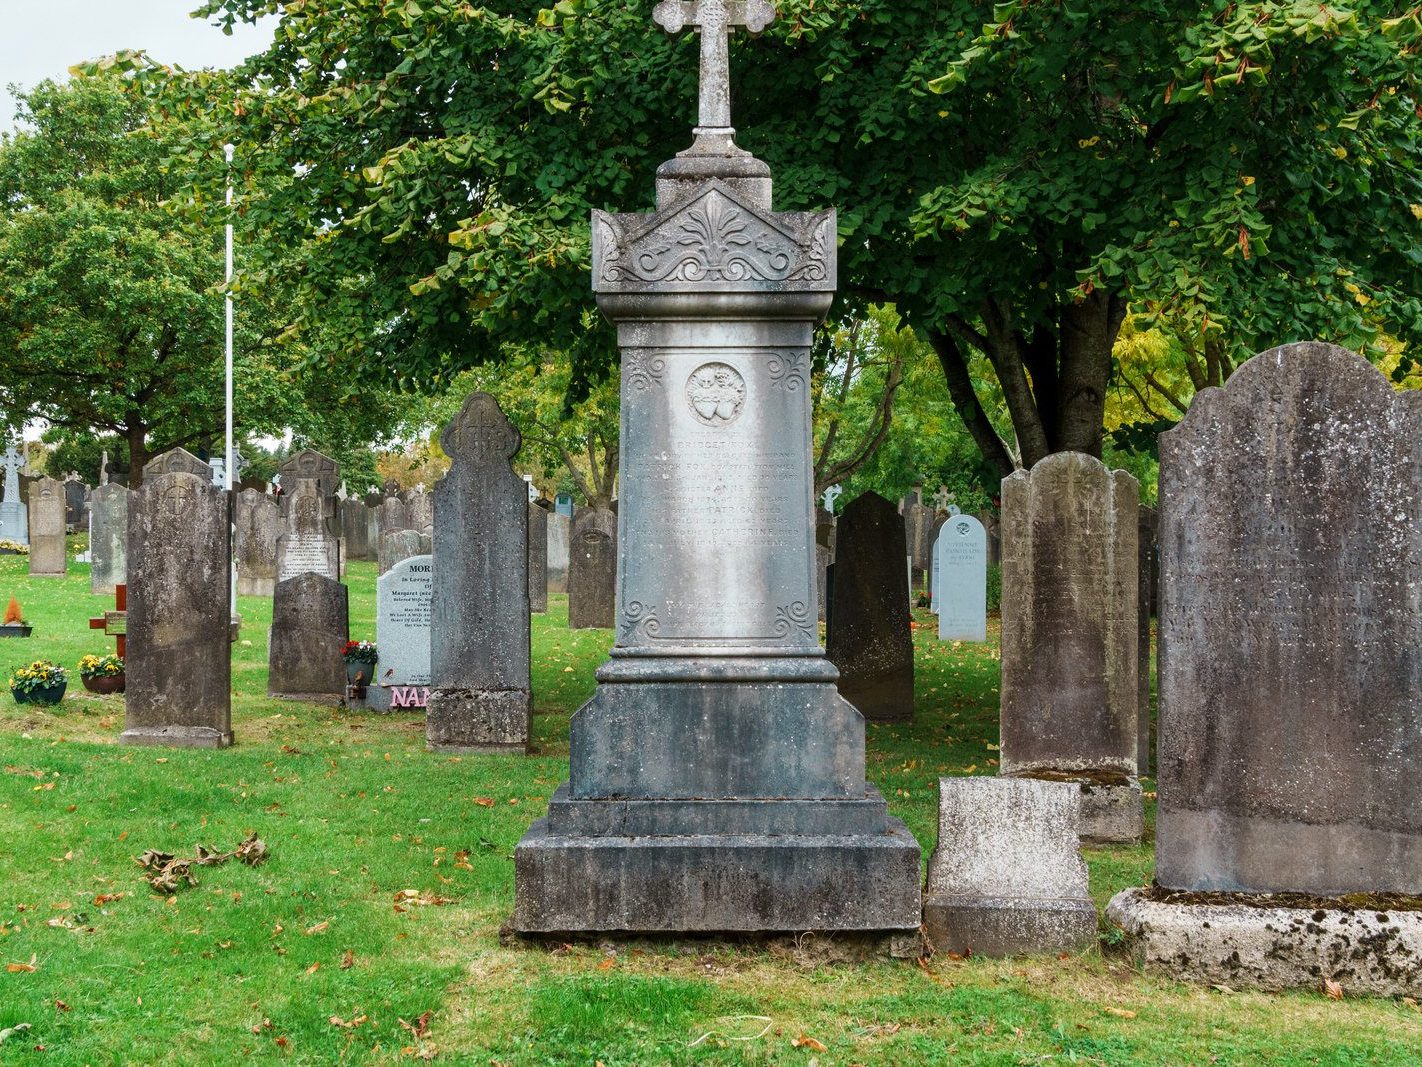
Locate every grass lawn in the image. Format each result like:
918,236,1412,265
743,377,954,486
0,544,1417,1065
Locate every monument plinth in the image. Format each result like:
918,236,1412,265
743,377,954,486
514,1,921,935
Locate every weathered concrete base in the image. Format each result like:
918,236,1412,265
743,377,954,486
1079,779,1144,845
426,687,530,754
236,576,275,597
118,725,233,749
1106,887,1422,996
924,896,1098,958
514,803,921,934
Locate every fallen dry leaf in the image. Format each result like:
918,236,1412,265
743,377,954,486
1103,1006,1136,1019
341,949,355,970
137,834,268,894
329,1014,368,1029
93,892,125,906
1324,978,1344,1000
6,955,38,974
53,1001,69,1012
791,1034,828,1052
305,963,320,975
305,921,329,936
596,958,616,971
472,797,495,808
398,1011,433,1039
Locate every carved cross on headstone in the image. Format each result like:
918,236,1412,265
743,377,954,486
1,443,22,497
653,0,776,133
932,486,954,512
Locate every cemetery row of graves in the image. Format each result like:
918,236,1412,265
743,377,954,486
0,339,1418,1062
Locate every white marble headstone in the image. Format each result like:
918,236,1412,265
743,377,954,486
935,514,987,642
368,554,433,711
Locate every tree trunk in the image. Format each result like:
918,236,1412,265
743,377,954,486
125,422,149,489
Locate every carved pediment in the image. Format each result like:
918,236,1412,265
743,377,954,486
593,181,835,294
144,448,214,482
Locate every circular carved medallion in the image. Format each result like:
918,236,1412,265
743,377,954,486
686,363,746,427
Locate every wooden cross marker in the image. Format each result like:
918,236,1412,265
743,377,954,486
653,0,776,133
88,583,127,659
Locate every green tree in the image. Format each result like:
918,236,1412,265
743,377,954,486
125,1,1421,478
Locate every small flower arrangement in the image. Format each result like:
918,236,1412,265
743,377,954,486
0,539,27,555
78,654,124,679
342,640,378,664
10,660,66,694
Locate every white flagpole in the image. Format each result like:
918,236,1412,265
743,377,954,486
224,143,237,615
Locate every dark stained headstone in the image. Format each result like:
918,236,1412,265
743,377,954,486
826,491,913,723
1157,342,1422,894
566,507,616,630
340,498,371,564
999,452,1141,843
278,448,340,537
89,483,129,595
379,529,421,574
528,502,549,614
27,476,66,576
234,488,280,596
376,495,411,547
121,449,232,748
276,478,340,583
815,507,835,622
902,499,935,589
268,572,348,703
63,477,87,529
426,393,531,753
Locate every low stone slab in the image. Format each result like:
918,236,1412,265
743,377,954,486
1106,887,1422,996
924,777,1097,958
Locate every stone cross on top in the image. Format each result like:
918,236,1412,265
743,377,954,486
654,0,775,134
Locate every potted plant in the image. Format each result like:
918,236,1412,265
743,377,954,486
78,653,125,694
342,640,378,689
1,596,31,638
10,660,67,706
0,539,27,556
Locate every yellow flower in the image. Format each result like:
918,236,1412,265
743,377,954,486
1411,204,1422,221
1241,175,1256,186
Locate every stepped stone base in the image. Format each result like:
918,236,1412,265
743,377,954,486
1106,887,1422,996
514,786,921,934
119,725,233,749
924,896,1098,958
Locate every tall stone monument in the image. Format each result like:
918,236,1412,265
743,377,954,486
89,483,129,595
1108,342,1422,994
340,498,372,564
0,443,28,545
934,510,987,642
826,492,914,723
121,449,232,748
547,511,571,595
514,3,921,935
999,452,1141,844
426,393,532,753
27,476,67,576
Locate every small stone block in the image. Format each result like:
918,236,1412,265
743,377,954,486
924,777,1098,957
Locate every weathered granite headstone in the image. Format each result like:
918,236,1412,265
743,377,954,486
377,495,411,543
234,488,280,596
924,777,1096,957
426,393,531,753
934,512,987,642
826,492,913,723
1108,342,1422,996
368,554,433,712
27,476,66,576
1154,343,1420,893
902,498,935,588
528,502,549,614
268,572,348,703
565,507,616,630
276,478,340,583
379,528,422,575
978,509,1000,567
63,475,87,530
1136,505,1157,775
546,512,571,595
814,506,835,622
0,443,28,545
277,448,341,537
406,487,433,540
122,449,231,748
514,2,919,936
1000,452,1141,844
340,498,371,564
89,483,129,595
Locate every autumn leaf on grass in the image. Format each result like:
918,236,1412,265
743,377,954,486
341,949,355,970
393,889,453,912
791,1034,828,1052
329,1014,368,1029
596,958,616,971
1323,978,1344,1000
472,797,495,808
93,893,125,906
1102,1006,1136,1019
5,955,37,973
399,1011,433,1040
305,921,329,935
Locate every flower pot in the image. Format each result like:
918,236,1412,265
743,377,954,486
13,681,66,706
82,673,125,695
0,624,32,638
346,659,376,688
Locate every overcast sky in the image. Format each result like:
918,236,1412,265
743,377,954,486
0,0,275,132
